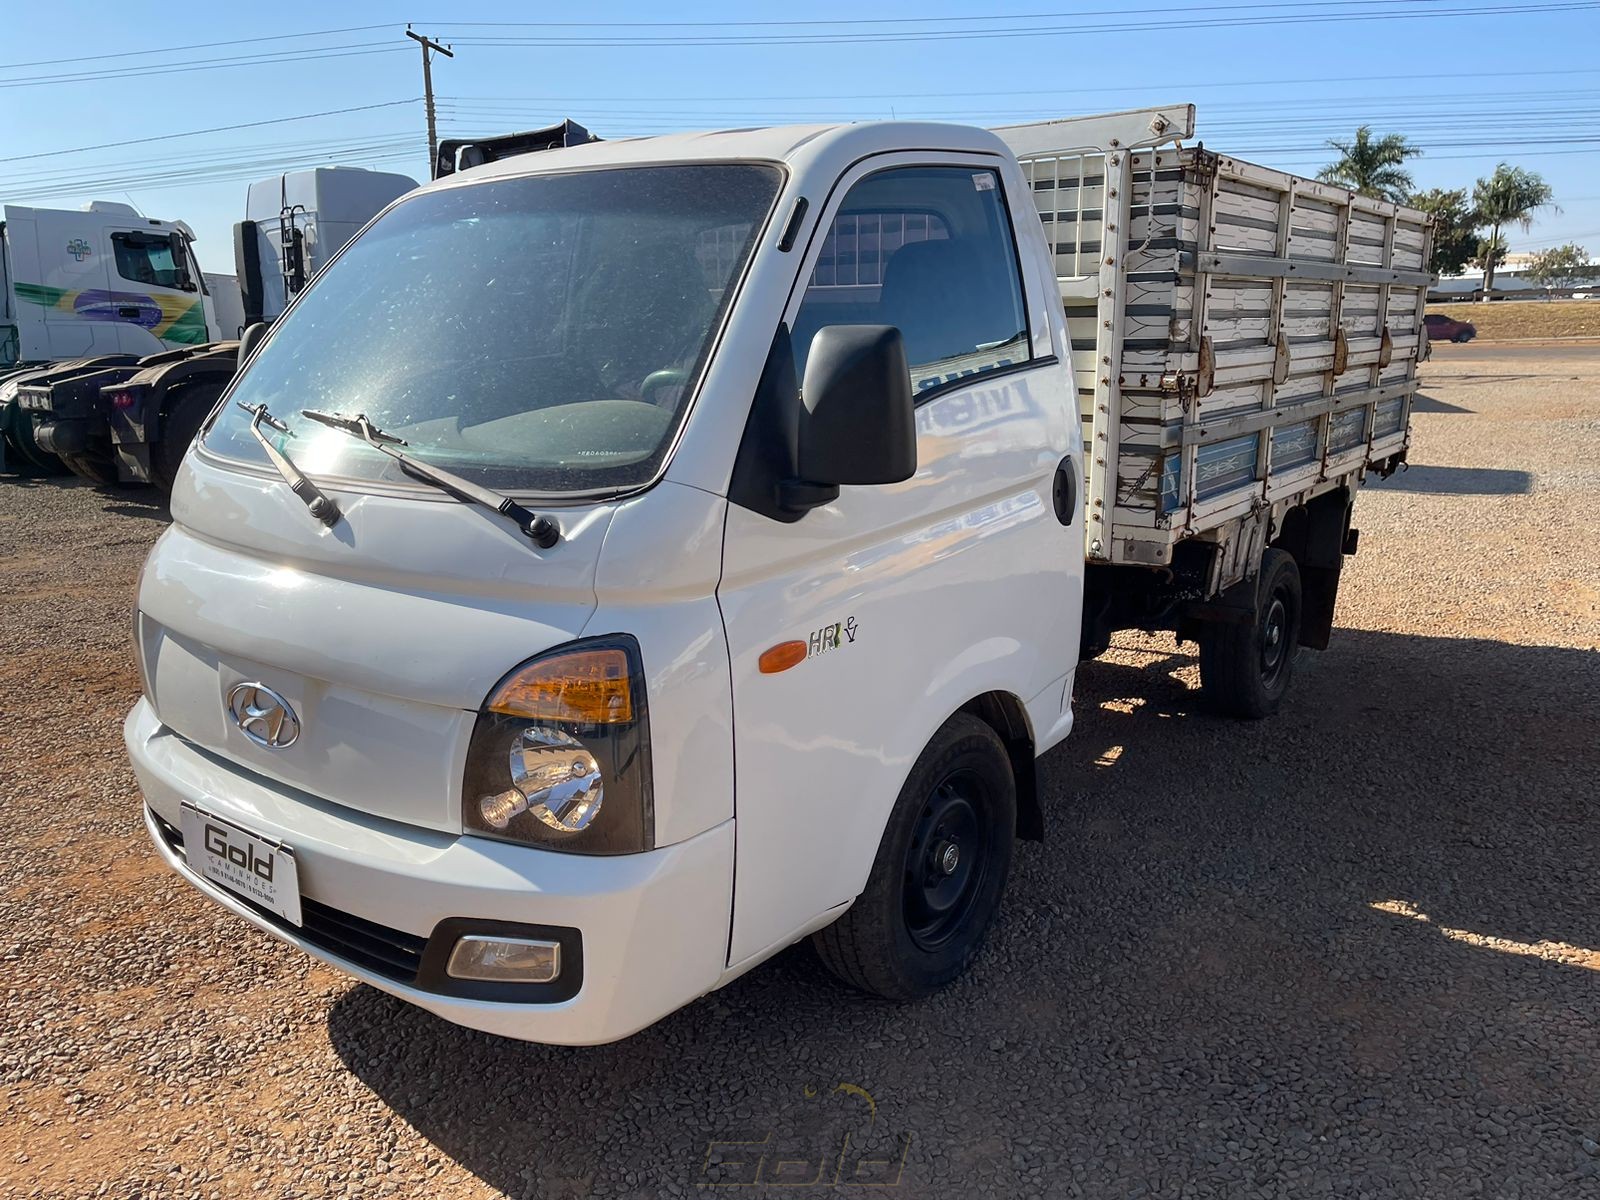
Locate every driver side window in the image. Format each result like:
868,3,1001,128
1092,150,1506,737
793,165,1030,397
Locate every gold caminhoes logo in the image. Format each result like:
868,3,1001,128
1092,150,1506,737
701,1082,912,1188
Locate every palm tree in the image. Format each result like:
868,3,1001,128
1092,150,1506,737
1471,165,1557,300
1317,127,1421,202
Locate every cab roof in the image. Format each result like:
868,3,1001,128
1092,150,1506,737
421,121,1015,192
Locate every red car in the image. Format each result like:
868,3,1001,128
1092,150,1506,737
1425,313,1477,343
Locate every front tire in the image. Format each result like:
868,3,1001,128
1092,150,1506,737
1198,548,1303,719
812,713,1015,1000
1453,331,1472,343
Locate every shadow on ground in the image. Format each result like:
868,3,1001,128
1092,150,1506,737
330,629,1600,1198
1368,464,1534,495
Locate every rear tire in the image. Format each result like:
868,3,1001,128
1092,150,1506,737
151,384,221,491
57,450,121,487
1198,548,1302,719
812,713,1015,1000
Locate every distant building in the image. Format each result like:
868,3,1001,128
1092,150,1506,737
1431,251,1600,300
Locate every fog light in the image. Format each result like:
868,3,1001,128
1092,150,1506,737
446,935,561,983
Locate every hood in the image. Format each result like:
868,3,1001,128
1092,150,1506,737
135,450,614,832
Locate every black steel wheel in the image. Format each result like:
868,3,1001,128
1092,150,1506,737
813,713,1015,1000
1198,548,1303,719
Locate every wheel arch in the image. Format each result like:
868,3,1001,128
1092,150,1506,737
959,690,1042,842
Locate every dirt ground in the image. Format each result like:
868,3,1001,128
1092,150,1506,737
1428,299,1600,341
1,344,1596,1199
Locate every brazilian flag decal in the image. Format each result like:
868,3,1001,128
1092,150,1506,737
15,281,208,345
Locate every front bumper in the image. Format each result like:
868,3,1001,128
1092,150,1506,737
125,698,734,1044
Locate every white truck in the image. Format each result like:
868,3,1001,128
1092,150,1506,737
124,107,1431,1044
3,168,415,485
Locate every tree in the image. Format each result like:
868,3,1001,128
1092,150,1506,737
1317,126,1421,201
1524,243,1594,296
1470,235,1507,299
1409,187,1480,276
1471,164,1557,300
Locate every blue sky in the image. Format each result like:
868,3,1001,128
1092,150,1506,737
2,0,1595,272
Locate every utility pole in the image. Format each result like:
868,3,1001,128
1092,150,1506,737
405,26,454,174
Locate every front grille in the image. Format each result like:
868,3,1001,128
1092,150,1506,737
150,811,428,985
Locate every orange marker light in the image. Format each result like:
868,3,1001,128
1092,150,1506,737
758,640,808,674
489,648,634,723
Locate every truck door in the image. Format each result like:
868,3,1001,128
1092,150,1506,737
25,212,113,358
717,154,1084,967
104,227,208,353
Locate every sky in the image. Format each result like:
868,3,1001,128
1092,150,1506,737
2,0,1596,273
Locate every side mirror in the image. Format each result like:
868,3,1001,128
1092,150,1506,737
238,321,269,363
780,325,916,510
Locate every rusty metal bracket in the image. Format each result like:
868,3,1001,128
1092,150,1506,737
1332,327,1350,375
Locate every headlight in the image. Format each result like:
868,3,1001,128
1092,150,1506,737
462,636,654,854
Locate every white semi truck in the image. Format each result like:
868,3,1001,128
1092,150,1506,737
126,106,1431,1044
1,168,415,485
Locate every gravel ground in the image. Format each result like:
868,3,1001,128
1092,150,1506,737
1,343,1597,1199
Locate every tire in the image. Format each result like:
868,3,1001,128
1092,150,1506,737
1198,548,1302,719
812,713,1016,1000
151,383,221,491
57,450,121,487
1453,331,1472,343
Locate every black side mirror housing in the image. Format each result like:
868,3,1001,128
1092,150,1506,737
779,325,915,510
238,321,269,363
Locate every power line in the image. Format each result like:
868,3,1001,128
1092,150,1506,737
439,2,1600,47
433,65,1600,105
0,99,418,163
0,43,402,89
0,24,394,70
423,0,1465,28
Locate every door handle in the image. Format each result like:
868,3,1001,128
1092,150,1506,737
117,306,141,318
1052,455,1078,526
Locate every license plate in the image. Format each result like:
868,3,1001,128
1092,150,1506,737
179,804,302,926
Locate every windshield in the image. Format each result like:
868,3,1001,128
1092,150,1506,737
204,163,782,494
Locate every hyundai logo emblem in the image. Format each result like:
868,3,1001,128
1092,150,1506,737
227,682,300,749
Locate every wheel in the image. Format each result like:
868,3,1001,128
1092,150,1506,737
151,383,221,490
57,450,121,487
812,713,1015,1000
1453,331,1472,343
1198,548,1302,719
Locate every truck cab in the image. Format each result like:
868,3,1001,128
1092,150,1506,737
126,121,1086,1043
2,201,212,365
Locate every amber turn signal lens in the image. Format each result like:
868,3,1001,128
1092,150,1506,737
489,648,634,723
758,640,808,674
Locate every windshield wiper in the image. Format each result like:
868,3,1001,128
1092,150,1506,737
299,409,561,548
237,402,341,527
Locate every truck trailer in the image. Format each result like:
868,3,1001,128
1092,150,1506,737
125,106,1432,1044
